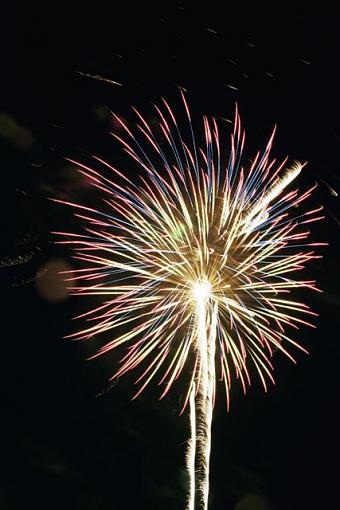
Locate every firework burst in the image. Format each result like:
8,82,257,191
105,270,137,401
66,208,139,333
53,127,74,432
55,92,324,509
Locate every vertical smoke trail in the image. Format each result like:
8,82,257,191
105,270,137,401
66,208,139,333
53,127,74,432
194,293,218,510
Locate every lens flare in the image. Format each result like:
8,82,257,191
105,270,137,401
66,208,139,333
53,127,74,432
54,93,324,509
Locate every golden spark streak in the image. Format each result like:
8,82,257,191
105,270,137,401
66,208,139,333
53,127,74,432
242,161,303,227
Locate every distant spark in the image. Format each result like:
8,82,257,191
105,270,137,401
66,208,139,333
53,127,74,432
328,211,340,226
226,83,239,90
319,178,338,197
299,58,312,65
76,71,123,87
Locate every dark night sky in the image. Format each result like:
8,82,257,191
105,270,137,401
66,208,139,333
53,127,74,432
1,4,340,509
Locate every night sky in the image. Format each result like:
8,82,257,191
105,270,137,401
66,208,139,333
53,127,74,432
2,5,340,509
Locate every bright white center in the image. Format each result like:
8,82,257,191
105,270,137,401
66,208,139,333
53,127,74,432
192,280,212,302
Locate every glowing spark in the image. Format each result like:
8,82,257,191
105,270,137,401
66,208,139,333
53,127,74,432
56,95,323,509
192,280,212,302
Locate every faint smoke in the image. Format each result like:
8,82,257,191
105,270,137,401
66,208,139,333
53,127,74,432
0,112,34,149
234,493,271,510
36,258,74,302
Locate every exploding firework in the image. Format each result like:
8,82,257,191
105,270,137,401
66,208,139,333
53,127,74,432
55,92,324,509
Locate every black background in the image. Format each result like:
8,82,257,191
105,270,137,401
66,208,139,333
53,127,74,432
1,4,340,509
